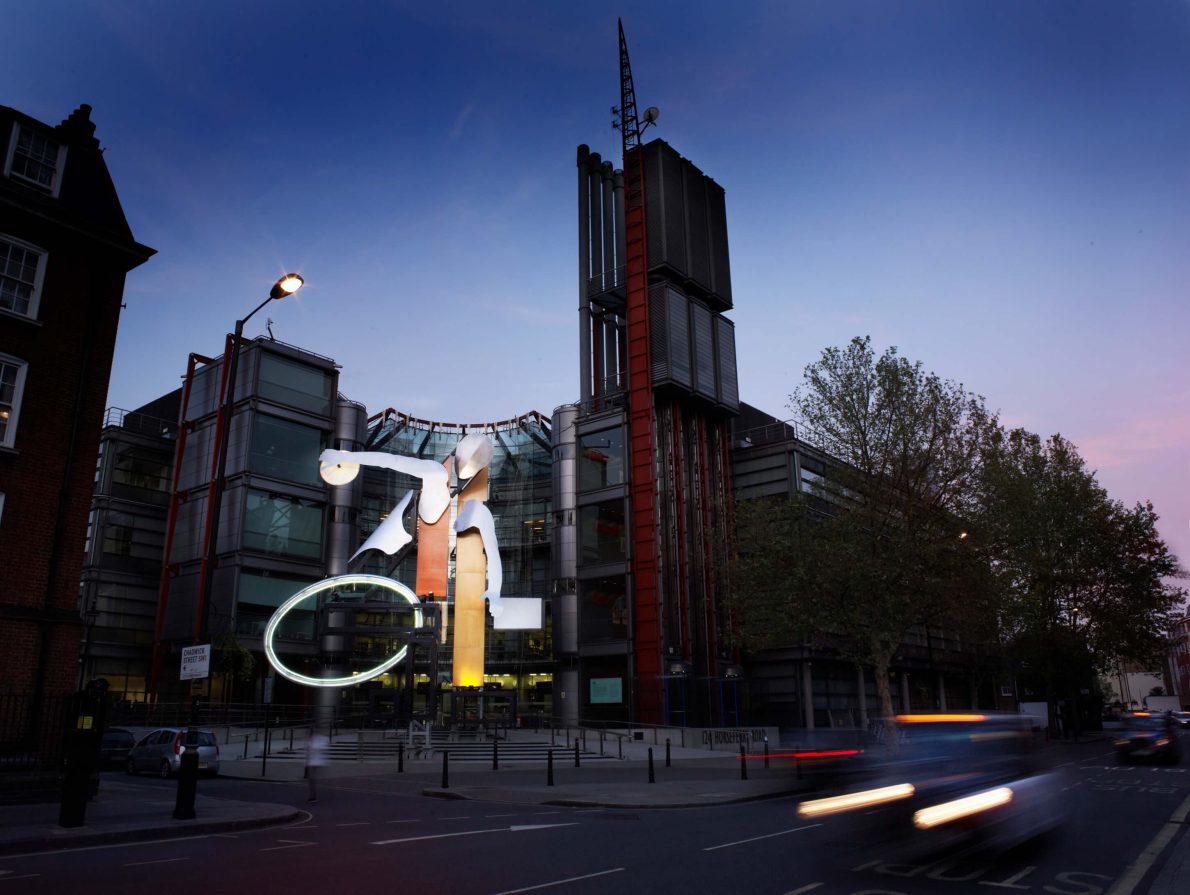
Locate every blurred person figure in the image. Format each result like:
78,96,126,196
306,728,329,802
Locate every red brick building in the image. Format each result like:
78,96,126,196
0,104,153,744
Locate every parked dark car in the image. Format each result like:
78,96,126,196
126,727,220,777
98,727,136,767
1114,713,1181,765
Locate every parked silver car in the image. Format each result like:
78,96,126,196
126,727,220,778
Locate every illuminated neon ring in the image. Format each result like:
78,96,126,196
263,573,423,688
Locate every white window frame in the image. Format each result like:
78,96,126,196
0,233,47,320
0,354,29,450
4,122,66,196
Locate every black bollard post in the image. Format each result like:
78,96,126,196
398,741,404,773
493,738,499,771
648,747,655,784
574,740,580,768
442,750,449,789
740,743,748,781
173,728,200,820
764,737,770,770
665,737,671,768
547,749,554,786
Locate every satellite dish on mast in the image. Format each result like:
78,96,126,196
643,106,660,124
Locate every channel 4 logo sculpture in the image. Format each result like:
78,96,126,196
263,433,540,689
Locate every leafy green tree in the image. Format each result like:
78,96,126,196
731,337,995,745
975,428,1185,731
212,630,255,704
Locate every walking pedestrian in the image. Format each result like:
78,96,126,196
306,728,328,802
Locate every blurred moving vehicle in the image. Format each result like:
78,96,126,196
126,727,220,778
797,713,1065,854
1114,713,1181,764
1169,711,1190,729
98,727,135,768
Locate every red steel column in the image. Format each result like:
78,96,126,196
623,143,661,724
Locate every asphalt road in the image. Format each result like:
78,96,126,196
0,742,1186,895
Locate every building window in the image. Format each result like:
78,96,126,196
579,574,628,641
249,415,326,486
243,490,324,559
0,355,28,448
0,235,46,319
578,499,626,565
5,123,64,194
257,352,333,416
577,427,625,491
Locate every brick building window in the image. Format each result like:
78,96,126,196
0,235,46,319
5,123,64,194
0,355,28,448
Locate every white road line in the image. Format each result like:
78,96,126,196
703,824,821,852
1106,791,1190,895
259,840,318,852
386,819,418,824
442,815,471,820
0,875,39,882
123,857,190,867
335,822,370,827
490,867,625,894
373,823,577,846
0,834,214,859
486,813,518,818
532,811,561,815
783,885,823,895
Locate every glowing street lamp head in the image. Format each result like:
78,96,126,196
270,273,305,299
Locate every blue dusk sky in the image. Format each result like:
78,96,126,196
6,1,1189,567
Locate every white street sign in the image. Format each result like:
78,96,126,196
180,644,211,680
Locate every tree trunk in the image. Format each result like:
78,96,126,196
873,655,899,755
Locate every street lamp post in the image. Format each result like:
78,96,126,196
196,274,305,664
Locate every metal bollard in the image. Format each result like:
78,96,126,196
547,749,554,786
442,751,449,789
357,731,363,762
493,738,499,771
764,737,770,769
574,740,580,768
648,747,655,784
666,737,671,768
740,743,748,781
242,736,249,759
398,741,404,773
618,736,623,760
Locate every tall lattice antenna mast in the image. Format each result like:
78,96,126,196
613,19,659,158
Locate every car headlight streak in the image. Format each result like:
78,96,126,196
264,574,423,688
797,783,916,818
913,786,1014,829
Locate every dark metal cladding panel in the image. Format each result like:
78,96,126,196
667,288,692,388
706,180,733,309
661,146,687,276
649,282,670,385
715,316,739,410
690,300,716,400
645,143,665,270
684,167,711,292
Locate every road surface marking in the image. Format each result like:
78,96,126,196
491,867,625,894
0,875,39,882
335,822,370,827
486,813,519,817
783,885,823,895
260,839,317,852
123,857,190,867
0,834,214,858
704,824,821,851
1105,791,1190,895
372,823,577,846
442,815,471,820
385,819,419,824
